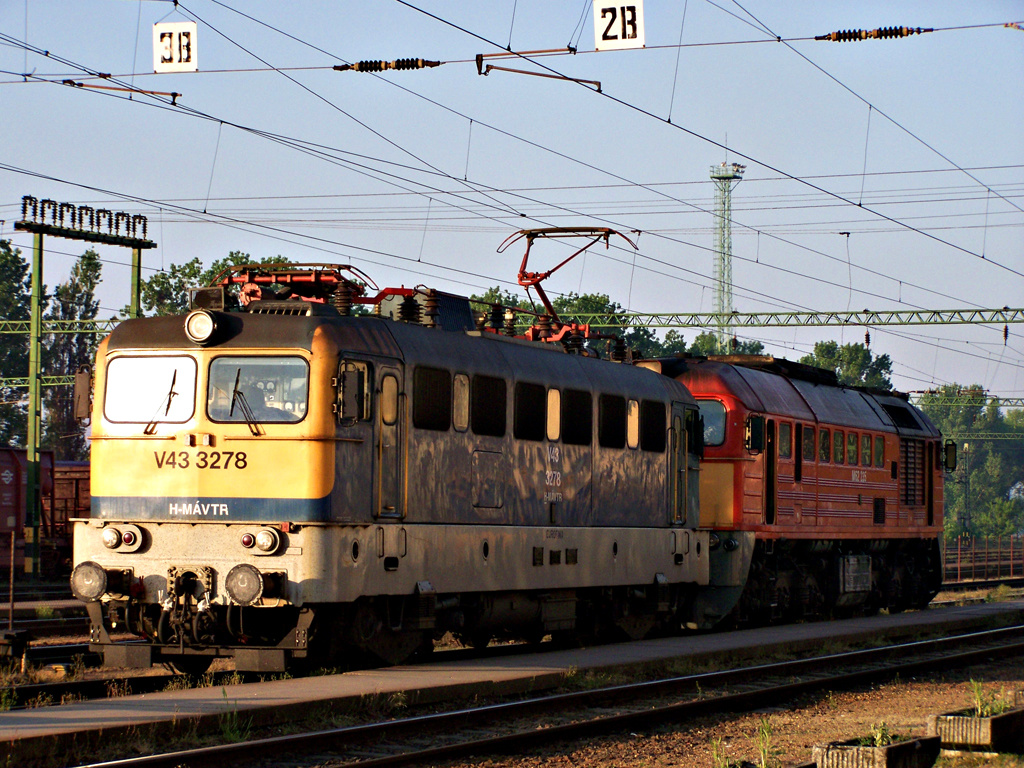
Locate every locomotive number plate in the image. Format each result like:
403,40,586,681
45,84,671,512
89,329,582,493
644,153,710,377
154,450,248,470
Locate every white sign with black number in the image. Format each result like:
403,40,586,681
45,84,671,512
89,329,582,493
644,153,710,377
153,21,198,73
593,1,645,51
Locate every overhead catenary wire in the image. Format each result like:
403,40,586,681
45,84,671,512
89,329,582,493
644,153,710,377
3,14,1018,308
392,1,1024,281
0,65,1011,331
0,41,1011,342
725,0,1024,219
4,9,1019,376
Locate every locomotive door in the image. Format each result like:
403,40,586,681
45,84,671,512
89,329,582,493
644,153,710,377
670,403,687,525
765,419,777,525
376,366,405,519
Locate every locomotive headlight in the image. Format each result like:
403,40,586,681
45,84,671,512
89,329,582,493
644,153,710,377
225,563,264,605
184,309,217,345
70,561,108,602
101,527,122,549
100,524,144,553
254,528,281,553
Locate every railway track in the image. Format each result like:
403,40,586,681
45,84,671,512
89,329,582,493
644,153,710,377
67,623,1024,768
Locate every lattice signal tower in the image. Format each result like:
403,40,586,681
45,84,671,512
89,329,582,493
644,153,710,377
710,162,745,351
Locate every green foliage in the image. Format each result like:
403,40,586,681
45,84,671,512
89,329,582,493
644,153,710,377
468,286,768,359
917,385,1024,539
709,736,729,768
133,251,292,317
689,331,764,357
134,256,204,316
0,686,16,712
755,716,779,768
0,240,32,446
869,722,902,747
42,248,102,460
218,688,252,742
799,340,893,390
970,679,1012,717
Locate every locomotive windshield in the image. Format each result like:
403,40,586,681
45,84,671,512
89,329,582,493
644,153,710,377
696,400,726,446
207,356,309,423
104,356,197,424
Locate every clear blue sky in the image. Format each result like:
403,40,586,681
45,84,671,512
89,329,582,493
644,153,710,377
1,1,1022,396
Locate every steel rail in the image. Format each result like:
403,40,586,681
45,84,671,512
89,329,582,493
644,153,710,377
70,624,1024,768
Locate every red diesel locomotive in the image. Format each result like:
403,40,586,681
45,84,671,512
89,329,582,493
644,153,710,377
642,355,952,627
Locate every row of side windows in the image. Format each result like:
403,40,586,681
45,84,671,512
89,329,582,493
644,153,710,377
777,422,886,468
412,366,667,452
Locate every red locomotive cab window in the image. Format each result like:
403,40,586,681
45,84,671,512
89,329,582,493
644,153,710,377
847,433,858,465
778,423,792,459
833,430,845,464
697,400,726,447
819,428,830,463
802,426,816,462
861,434,872,466
874,436,885,468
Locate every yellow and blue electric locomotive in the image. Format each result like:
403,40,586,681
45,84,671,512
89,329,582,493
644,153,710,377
71,264,710,673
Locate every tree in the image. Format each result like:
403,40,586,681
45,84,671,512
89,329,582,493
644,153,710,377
799,341,892,391
686,331,764,357
42,249,101,460
0,240,32,446
917,384,1024,539
135,256,204,316
133,251,292,317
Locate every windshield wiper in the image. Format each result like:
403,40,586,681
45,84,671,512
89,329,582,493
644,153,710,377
229,368,261,436
144,370,179,435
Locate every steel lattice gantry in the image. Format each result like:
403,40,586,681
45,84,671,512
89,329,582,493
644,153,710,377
547,306,1024,330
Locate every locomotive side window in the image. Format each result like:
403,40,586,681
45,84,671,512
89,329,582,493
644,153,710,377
847,432,858,465
208,356,308,423
471,375,506,437
513,382,545,441
336,360,370,422
453,374,469,432
696,400,726,446
874,436,885,468
413,366,451,431
381,374,399,426
546,388,561,441
626,399,640,449
802,426,815,461
861,434,872,466
561,389,592,445
778,423,792,459
640,400,666,452
819,428,830,462
105,355,197,424
685,408,701,456
833,430,845,463
598,394,627,449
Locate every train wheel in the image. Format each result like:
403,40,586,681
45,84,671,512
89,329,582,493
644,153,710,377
457,632,491,650
614,613,656,641
347,601,425,666
168,656,214,677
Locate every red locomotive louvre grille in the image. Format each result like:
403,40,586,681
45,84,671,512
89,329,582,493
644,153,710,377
900,439,926,507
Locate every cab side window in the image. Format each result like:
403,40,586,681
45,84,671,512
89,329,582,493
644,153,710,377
778,423,792,459
413,367,450,430
472,375,506,437
336,360,371,422
513,382,545,441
